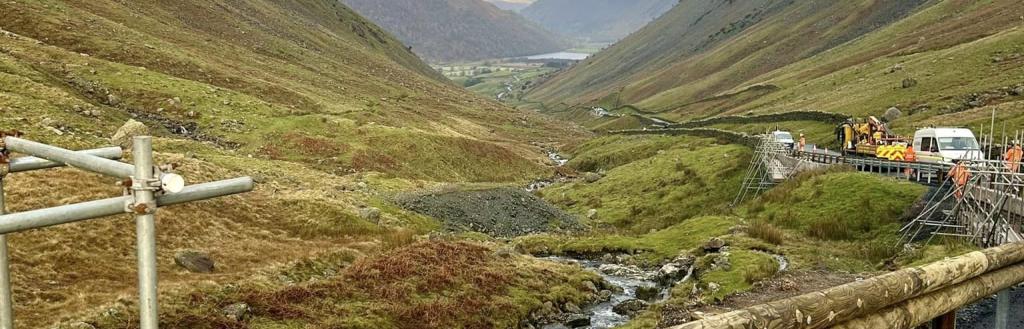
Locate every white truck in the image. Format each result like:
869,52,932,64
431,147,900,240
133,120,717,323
912,128,984,163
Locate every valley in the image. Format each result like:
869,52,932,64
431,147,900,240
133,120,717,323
1,0,1022,329
437,49,595,106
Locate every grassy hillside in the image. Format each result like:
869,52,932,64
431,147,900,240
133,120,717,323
88,241,602,328
520,0,676,43
340,0,568,62
0,0,588,327
526,0,1024,134
539,135,749,233
0,0,585,182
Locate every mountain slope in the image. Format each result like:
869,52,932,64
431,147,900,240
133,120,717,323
528,0,1024,128
0,0,585,326
1,0,582,182
527,0,929,113
521,0,676,43
341,0,568,62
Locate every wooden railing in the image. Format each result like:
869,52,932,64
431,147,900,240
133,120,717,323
671,243,1024,329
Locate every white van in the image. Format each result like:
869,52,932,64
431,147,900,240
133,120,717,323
771,131,796,150
912,128,983,163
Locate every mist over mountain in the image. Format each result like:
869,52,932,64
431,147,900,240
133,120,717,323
485,0,533,11
521,0,676,43
342,0,568,62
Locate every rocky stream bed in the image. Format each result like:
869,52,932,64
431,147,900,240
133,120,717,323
534,247,790,329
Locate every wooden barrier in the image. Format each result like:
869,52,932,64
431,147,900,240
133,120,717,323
671,243,1024,329
835,262,1024,329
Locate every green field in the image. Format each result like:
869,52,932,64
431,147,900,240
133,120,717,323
438,62,560,106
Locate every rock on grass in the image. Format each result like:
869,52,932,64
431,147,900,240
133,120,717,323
110,119,149,149
174,250,215,273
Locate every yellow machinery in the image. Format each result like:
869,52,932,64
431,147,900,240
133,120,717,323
836,116,909,160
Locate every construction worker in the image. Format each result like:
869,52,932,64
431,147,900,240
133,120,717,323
949,160,971,199
1005,141,1023,173
798,134,806,153
904,145,916,179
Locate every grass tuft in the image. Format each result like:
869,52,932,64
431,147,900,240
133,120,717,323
747,220,785,245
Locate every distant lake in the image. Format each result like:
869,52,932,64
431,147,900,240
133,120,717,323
524,51,590,61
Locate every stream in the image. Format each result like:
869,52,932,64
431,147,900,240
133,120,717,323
539,251,789,329
542,257,672,329
526,150,569,192
548,150,569,167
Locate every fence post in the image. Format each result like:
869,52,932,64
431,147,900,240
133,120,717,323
930,310,957,329
132,137,159,329
0,178,11,329
996,289,1009,329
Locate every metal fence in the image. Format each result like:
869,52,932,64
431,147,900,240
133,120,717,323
0,134,253,329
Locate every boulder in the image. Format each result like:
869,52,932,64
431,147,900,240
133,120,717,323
707,282,721,292
635,286,660,301
703,237,726,252
174,250,215,273
612,299,649,317
563,314,591,328
541,301,558,316
712,253,732,271
222,302,251,321
658,262,685,282
597,264,653,280
106,93,121,106
583,280,598,293
563,302,581,313
493,247,514,258
40,117,61,129
599,290,613,301
901,78,918,89
883,107,902,122
110,119,150,149
583,172,602,183
1012,86,1024,96
587,208,598,220
358,207,381,222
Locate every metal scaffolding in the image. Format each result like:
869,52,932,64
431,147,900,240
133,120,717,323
733,135,793,205
0,135,254,329
899,159,1024,248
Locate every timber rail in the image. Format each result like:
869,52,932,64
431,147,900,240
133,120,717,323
673,242,1024,329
